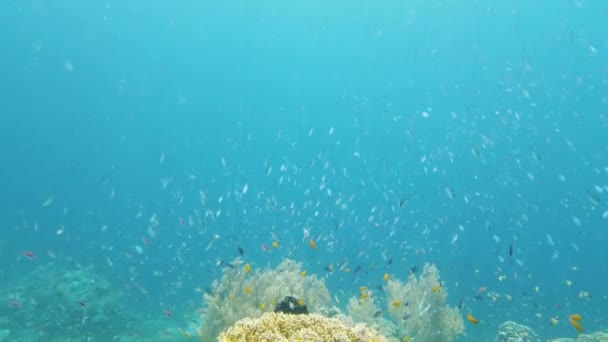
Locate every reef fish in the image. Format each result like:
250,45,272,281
466,313,479,324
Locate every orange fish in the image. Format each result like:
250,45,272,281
466,313,479,324
569,314,583,332
309,239,317,249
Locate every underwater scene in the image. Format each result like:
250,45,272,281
1,0,607,341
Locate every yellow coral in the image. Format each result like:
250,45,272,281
218,312,387,342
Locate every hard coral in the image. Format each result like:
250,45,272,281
495,321,540,342
198,258,331,340
218,312,387,342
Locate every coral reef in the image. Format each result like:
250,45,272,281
348,263,464,341
218,312,387,342
576,332,608,341
551,331,608,342
494,321,540,342
197,258,331,340
346,294,396,337
0,264,132,340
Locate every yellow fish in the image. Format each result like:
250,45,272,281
244,286,252,294
272,241,279,249
384,273,390,282
244,264,251,273
432,284,441,293
309,239,317,249
300,271,307,277
466,313,479,324
569,314,583,332
569,318,583,332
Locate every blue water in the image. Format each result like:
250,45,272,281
1,0,607,341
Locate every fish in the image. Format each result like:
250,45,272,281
387,257,393,266
8,300,21,308
21,251,37,260
550,317,559,326
509,242,514,257
458,298,464,310
244,264,251,273
354,265,362,276
466,313,479,324
309,239,317,249
272,241,279,249
569,315,583,332
162,309,173,318
238,247,244,256
409,266,418,274
444,185,455,200
587,190,601,206
41,196,54,207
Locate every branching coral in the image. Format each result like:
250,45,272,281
218,312,387,342
348,263,464,341
198,258,331,340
